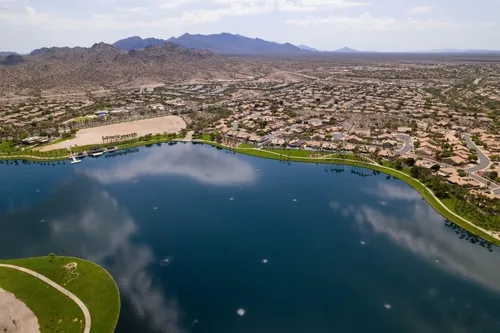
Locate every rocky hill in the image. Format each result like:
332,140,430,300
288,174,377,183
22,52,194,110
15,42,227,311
334,47,359,53
112,36,166,51
0,54,24,66
0,42,230,94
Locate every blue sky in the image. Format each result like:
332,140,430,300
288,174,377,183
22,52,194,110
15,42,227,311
0,0,498,53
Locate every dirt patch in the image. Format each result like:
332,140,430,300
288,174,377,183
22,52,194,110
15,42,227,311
0,288,40,333
41,115,186,151
62,262,79,285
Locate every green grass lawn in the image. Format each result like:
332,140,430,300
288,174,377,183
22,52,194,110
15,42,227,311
201,133,212,141
0,256,120,333
266,148,315,157
0,265,84,333
238,143,254,148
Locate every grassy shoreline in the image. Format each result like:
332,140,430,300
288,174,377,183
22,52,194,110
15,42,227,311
1,138,498,245
0,256,120,333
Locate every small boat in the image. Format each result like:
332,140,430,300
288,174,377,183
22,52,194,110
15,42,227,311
76,152,87,159
106,146,118,153
88,148,106,157
70,156,81,164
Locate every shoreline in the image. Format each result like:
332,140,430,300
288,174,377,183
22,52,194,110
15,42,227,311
1,139,499,246
198,140,500,246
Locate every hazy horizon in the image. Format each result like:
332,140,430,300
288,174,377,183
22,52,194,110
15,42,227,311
0,0,498,54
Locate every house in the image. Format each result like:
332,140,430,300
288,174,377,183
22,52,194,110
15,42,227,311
382,140,399,148
415,147,435,158
350,128,371,137
248,135,261,143
288,140,303,148
397,126,412,133
443,155,467,166
378,150,395,158
347,135,364,144
270,138,286,146
415,160,434,168
307,118,323,127
447,175,485,189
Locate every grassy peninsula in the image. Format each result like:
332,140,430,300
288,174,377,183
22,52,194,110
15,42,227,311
0,256,120,333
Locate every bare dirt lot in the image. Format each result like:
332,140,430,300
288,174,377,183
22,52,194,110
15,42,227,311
41,116,186,151
0,288,40,333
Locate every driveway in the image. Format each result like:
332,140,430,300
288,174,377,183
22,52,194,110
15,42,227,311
395,134,413,155
464,134,490,173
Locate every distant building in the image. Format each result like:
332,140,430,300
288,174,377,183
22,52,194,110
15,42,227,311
94,110,109,116
397,127,412,133
350,127,371,137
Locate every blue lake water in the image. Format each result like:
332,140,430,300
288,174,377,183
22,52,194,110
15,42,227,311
1,143,500,333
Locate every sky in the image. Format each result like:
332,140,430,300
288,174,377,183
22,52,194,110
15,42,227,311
0,0,498,53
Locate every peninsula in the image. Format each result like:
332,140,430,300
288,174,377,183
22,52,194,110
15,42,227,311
0,256,120,333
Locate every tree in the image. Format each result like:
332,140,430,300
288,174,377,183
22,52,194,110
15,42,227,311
458,169,467,177
431,164,441,172
410,166,423,179
49,252,56,263
488,171,498,180
405,157,416,167
469,154,478,163
433,182,450,199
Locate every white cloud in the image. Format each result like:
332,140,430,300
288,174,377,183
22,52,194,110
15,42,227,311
407,5,433,14
85,144,257,186
49,185,184,332
115,6,151,14
364,182,422,201
162,0,369,14
285,12,456,30
160,0,197,9
329,198,500,293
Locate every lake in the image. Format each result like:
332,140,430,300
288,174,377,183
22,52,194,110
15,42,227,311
1,143,500,333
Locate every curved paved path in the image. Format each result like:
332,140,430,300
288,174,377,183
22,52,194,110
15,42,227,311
463,134,490,173
0,263,91,333
395,134,413,155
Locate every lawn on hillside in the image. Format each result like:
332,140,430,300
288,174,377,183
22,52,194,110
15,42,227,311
0,265,84,333
0,256,120,333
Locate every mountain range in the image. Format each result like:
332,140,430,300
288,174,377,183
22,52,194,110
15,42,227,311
0,42,228,94
427,48,500,54
114,33,308,55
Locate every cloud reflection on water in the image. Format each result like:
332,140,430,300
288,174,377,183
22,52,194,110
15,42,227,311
0,176,184,333
331,181,500,293
53,183,184,333
85,143,257,186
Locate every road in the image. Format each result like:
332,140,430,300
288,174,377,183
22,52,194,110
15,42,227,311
408,152,500,191
0,263,91,333
395,134,413,155
464,134,490,173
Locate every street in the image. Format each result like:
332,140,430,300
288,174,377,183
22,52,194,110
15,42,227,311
463,134,490,173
